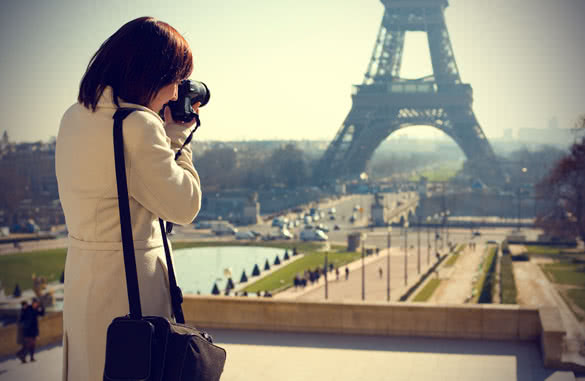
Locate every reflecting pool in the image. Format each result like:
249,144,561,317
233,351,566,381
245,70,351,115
173,246,288,295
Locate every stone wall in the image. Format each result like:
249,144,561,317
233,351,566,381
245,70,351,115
1,297,562,367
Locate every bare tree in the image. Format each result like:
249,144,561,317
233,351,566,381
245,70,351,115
536,117,585,243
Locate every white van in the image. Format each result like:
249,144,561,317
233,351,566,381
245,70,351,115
212,222,238,236
300,229,328,242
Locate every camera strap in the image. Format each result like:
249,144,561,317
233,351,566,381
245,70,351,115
166,112,200,235
113,107,186,323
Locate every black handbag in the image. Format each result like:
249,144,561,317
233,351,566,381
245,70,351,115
103,108,226,381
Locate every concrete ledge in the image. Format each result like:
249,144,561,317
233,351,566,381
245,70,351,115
182,296,542,343
0,297,555,368
539,307,566,368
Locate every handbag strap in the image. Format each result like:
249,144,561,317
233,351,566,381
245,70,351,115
113,108,186,323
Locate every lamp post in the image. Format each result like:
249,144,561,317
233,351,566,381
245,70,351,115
404,221,409,286
445,210,450,249
440,212,445,249
434,213,439,259
417,215,421,274
361,233,366,301
517,167,527,232
387,226,392,302
426,216,431,265
324,251,328,300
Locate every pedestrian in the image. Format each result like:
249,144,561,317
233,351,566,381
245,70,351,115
335,267,340,281
345,266,349,280
378,267,383,279
56,17,203,380
15,301,28,363
16,298,44,363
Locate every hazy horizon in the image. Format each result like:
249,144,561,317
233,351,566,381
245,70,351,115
1,0,584,144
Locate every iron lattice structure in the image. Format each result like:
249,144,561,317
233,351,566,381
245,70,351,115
315,0,505,186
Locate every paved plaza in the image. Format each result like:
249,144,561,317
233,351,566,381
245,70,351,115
0,329,577,381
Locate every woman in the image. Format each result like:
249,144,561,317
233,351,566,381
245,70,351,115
56,17,202,380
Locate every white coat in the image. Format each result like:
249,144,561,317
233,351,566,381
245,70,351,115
55,87,202,381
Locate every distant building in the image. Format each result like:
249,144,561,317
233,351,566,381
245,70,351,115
0,140,63,230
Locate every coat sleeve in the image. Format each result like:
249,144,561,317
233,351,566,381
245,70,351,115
123,111,202,225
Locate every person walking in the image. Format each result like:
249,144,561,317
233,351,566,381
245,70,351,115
16,298,44,362
345,266,350,280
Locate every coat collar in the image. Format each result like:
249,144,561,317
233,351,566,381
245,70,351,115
97,86,164,124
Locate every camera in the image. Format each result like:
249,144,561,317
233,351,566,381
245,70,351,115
165,79,210,123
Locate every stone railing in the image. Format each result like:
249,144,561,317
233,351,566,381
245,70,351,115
0,297,565,368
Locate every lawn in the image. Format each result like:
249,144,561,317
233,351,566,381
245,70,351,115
0,240,325,295
567,288,585,321
500,254,517,304
408,161,463,183
472,246,497,303
242,249,362,293
443,244,465,268
412,278,441,302
524,246,573,256
540,263,585,287
0,248,67,292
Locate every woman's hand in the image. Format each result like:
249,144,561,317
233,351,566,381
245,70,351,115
163,101,202,128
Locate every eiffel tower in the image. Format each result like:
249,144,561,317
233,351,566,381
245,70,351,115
315,0,505,186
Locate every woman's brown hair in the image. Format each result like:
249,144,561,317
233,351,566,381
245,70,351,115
78,17,193,111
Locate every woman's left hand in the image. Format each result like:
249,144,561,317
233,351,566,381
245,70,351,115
164,102,201,128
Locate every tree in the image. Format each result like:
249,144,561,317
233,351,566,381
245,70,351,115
536,118,585,243
268,144,310,188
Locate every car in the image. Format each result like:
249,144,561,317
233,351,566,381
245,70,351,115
353,205,360,211
333,225,340,231
328,207,336,214
264,228,293,241
486,240,498,245
349,214,357,223
235,231,255,240
472,231,481,237
315,224,329,233
329,215,335,221
300,229,328,242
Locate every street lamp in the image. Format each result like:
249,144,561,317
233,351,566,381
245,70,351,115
445,210,451,249
404,221,409,286
440,212,445,249
417,215,421,275
434,213,439,259
324,251,328,300
361,233,367,301
426,216,431,266
387,226,392,302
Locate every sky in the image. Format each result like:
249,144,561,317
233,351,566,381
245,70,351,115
1,0,584,143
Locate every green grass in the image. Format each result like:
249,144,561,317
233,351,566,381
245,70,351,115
412,278,441,302
500,255,517,304
242,249,362,293
472,247,497,303
540,263,585,287
0,248,67,292
524,246,566,256
566,289,585,321
444,244,465,267
408,161,463,183
0,240,328,294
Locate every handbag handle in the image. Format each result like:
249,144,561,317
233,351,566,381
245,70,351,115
113,108,186,323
